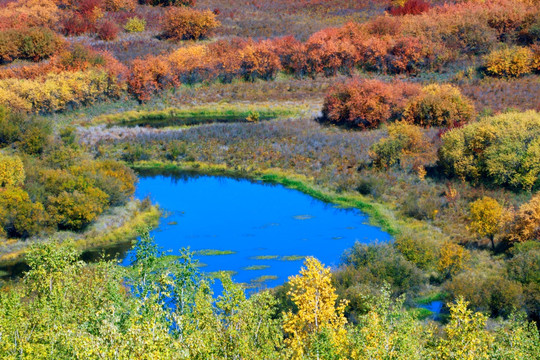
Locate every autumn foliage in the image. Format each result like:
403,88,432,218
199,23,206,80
162,7,220,41
0,27,65,64
321,78,421,130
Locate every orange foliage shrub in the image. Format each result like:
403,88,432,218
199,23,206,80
271,36,308,77
128,55,172,101
505,193,540,243
321,78,421,130
162,7,220,41
239,40,282,81
0,45,127,84
207,39,244,82
0,0,60,30
304,27,358,76
103,0,136,11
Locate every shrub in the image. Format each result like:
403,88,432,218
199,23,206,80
103,0,137,11
504,194,540,243
0,27,65,64
370,122,435,170
70,160,137,206
271,36,308,77
47,187,109,231
321,78,421,130
0,186,45,238
0,69,124,114
97,20,120,41
403,84,476,127
439,110,540,190
484,46,534,78
0,0,60,29
168,44,215,83
207,39,244,82
124,16,146,33
0,153,25,188
61,12,95,36
143,0,195,5
388,0,431,16
128,55,171,101
304,28,358,77
162,7,220,41
239,40,281,81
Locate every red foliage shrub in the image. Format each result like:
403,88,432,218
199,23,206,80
321,78,421,130
96,20,120,41
77,0,104,17
128,55,171,101
62,12,96,36
388,0,431,16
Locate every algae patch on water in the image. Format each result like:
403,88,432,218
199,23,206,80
243,265,270,271
280,255,305,261
196,249,236,256
251,255,279,260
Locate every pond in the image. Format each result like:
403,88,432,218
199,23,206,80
119,172,392,290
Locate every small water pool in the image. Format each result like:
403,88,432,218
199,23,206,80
120,172,392,289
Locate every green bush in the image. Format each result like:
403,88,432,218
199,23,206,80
124,16,146,33
403,84,476,127
438,110,540,190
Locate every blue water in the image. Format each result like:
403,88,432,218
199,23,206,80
122,174,392,290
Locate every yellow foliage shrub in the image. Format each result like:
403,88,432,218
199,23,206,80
0,70,124,114
0,153,25,188
484,46,534,77
404,84,476,127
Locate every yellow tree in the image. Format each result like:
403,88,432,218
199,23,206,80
468,196,503,250
438,241,470,279
283,257,348,360
435,297,494,360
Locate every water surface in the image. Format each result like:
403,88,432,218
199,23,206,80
122,173,392,289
